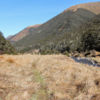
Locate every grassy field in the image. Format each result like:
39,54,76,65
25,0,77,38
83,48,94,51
0,54,100,100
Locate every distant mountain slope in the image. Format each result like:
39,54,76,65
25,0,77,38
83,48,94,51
8,24,41,42
80,14,100,51
66,2,100,14
11,2,100,52
0,32,16,54
38,14,100,54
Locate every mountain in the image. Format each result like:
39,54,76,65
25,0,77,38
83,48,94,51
10,2,100,53
80,14,100,51
0,32,16,54
39,14,100,54
8,24,41,42
66,2,100,14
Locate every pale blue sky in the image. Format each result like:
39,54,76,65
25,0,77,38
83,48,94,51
0,0,100,37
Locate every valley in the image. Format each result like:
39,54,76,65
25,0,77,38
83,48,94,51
0,1,100,100
8,2,100,54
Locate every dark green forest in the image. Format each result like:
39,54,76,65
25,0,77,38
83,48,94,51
0,32,16,54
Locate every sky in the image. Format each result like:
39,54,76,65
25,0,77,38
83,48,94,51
0,0,100,37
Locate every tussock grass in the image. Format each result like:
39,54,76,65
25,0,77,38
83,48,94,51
6,58,15,63
0,56,4,59
0,54,100,100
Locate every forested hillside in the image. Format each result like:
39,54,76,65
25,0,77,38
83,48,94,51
0,32,16,54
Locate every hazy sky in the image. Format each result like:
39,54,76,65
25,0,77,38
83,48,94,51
0,0,100,37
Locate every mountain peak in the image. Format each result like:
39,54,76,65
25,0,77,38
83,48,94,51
64,2,100,14
9,2,100,52
8,24,41,42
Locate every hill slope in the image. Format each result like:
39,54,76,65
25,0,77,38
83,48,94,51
40,14,100,54
0,32,16,54
79,14,100,52
8,24,41,42
66,2,100,14
11,2,100,52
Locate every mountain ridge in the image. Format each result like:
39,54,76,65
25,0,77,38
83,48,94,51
65,2,100,14
8,2,100,53
8,24,41,42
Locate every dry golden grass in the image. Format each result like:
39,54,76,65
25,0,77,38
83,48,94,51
0,54,100,100
92,57,100,63
6,58,15,63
